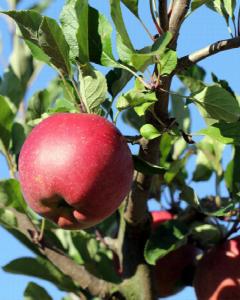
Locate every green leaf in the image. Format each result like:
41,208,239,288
0,209,17,228
204,202,236,217
0,67,24,108
116,95,130,111
211,73,235,97
10,36,34,92
88,7,117,67
191,223,223,248
190,0,211,13
131,32,172,70
106,68,133,98
38,16,71,75
110,0,134,51
25,40,50,64
49,98,79,113
121,0,139,16
158,49,177,75
133,155,166,175
192,137,221,182
140,124,161,140
116,77,156,111
3,257,76,291
180,186,200,208
178,64,206,93
134,102,154,116
4,227,41,256
116,32,134,64
223,0,236,18
164,152,191,184
122,108,145,130
2,10,42,44
26,89,51,121
60,0,89,62
171,88,190,158
24,282,52,300
171,87,190,131
117,87,157,112
192,85,240,123
0,179,27,212
206,0,235,19
197,121,240,144
172,137,187,160
195,136,224,177
224,146,240,194
0,96,16,148
192,150,212,181
3,10,49,64
159,133,174,165
11,122,27,157
55,230,120,283
144,220,188,265
79,66,108,111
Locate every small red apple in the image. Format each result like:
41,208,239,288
194,237,240,300
151,210,196,298
151,210,173,229
19,113,133,229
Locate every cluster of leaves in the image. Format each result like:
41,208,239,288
0,0,240,298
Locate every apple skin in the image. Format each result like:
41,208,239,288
194,237,240,300
19,113,134,229
151,211,196,298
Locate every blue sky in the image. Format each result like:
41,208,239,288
1,1,240,299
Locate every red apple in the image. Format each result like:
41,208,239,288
151,210,173,229
19,113,133,229
151,211,196,298
194,237,240,300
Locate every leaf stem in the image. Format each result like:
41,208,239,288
139,17,155,41
119,63,151,89
58,71,75,103
70,78,87,113
38,218,46,241
1,144,16,179
114,110,120,124
149,106,166,128
232,16,237,37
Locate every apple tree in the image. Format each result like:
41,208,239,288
1,0,240,299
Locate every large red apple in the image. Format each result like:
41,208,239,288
151,211,196,297
194,237,240,300
19,113,133,229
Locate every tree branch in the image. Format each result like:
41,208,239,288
10,209,115,298
158,0,169,32
177,36,240,71
169,0,191,42
116,2,192,299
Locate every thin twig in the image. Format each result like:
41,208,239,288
150,0,163,34
139,17,155,41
